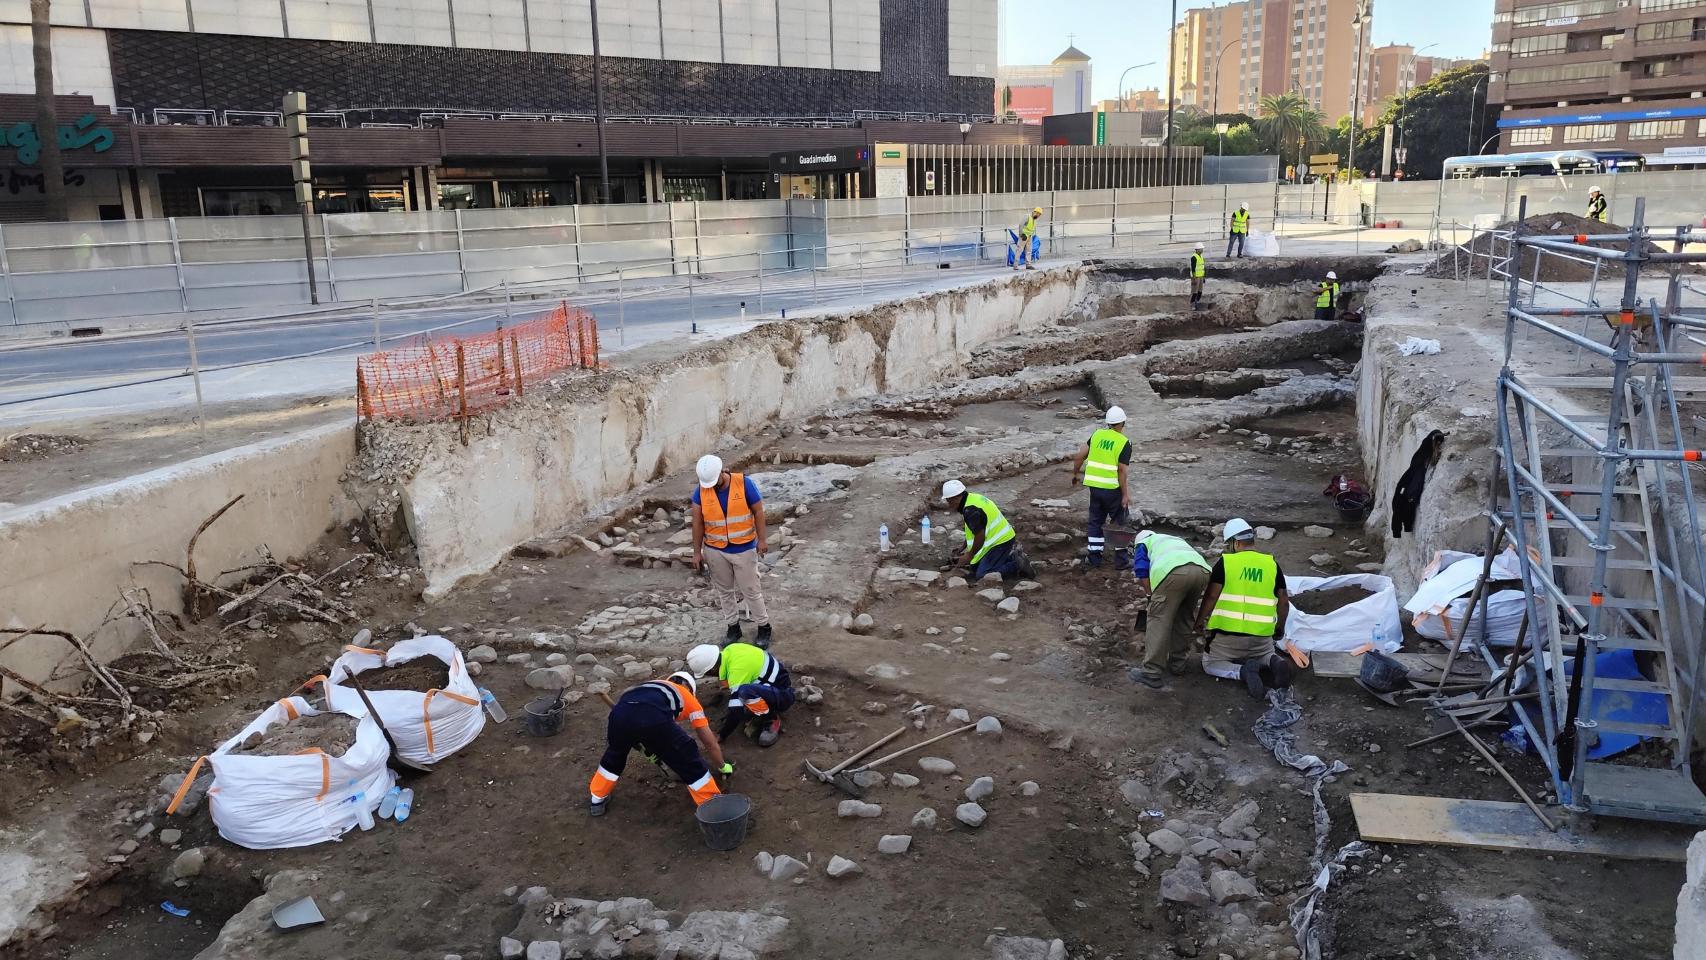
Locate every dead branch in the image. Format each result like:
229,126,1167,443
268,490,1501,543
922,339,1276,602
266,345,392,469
0,698,53,727
118,589,188,667
215,573,291,618
185,494,245,619
311,553,374,587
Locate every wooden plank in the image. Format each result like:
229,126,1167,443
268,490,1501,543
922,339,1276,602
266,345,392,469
1349,793,1694,862
1310,650,1488,681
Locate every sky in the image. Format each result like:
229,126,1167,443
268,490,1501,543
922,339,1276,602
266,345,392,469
997,0,1495,102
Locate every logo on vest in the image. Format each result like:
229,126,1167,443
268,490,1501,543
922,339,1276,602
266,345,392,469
1097,438,1119,451
1238,567,1266,583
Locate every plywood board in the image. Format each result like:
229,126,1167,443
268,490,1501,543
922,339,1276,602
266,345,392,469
1350,793,1693,862
1310,650,1487,681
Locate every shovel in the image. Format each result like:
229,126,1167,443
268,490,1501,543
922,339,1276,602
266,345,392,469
346,673,432,776
804,727,907,797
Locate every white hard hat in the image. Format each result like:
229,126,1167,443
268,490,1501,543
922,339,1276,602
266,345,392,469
686,644,720,677
1194,242,1204,251
1134,529,1156,544
667,670,698,695
1223,517,1256,541
1239,202,1249,210
1589,185,1602,194
1104,405,1128,425
940,479,967,501
1326,270,1337,280
696,454,723,488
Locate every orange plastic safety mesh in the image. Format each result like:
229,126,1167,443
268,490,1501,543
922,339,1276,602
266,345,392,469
356,303,601,421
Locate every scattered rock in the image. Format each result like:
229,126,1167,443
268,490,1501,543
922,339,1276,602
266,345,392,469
862,701,889,715
1020,781,1040,797
1302,525,1333,539
1308,552,1340,571
877,835,912,855
865,663,904,680
1118,780,1151,810
1209,870,1259,905
1049,734,1074,752
768,854,808,882
1255,526,1276,541
753,852,774,876
467,644,498,663
1160,861,1212,908
946,577,968,589
621,661,652,680
1217,799,1260,836
158,828,183,846
1129,833,1153,863
965,777,995,802
955,803,988,828
976,716,1003,736
838,800,883,819
989,652,1011,662
1146,828,1188,857
986,935,1068,960
890,773,920,788
851,613,876,635
912,807,939,830
170,847,205,880
117,840,138,856
545,653,569,666
851,771,886,789
505,653,533,665
1011,580,1042,593
975,588,1006,603
526,666,575,691
995,597,1021,614
826,855,861,878
500,938,525,960
526,942,563,960
918,757,957,775
947,708,971,723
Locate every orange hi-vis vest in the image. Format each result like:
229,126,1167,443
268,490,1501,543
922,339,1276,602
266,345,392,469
700,473,756,549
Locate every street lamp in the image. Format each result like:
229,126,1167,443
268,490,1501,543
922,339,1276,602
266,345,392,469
1209,37,1243,119
1345,0,1371,183
589,0,611,204
1115,61,1158,111
1165,0,1178,184
1466,70,1502,156
1395,42,1438,169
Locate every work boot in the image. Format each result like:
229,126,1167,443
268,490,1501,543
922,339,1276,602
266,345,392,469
1015,550,1038,580
1239,660,1267,701
725,623,742,644
757,717,783,748
1266,654,1296,691
589,798,608,818
1024,264,1036,271
1087,551,1103,568
754,623,773,649
1127,667,1164,689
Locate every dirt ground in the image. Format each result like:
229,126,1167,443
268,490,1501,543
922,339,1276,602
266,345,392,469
0,279,1689,960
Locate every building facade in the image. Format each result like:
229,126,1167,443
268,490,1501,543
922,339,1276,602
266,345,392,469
996,46,1093,124
0,0,1015,220
1490,0,1706,154
1170,0,1374,122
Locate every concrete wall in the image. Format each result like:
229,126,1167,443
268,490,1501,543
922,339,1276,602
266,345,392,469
0,423,357,691
1681,831,1706,960
397,267,1090,597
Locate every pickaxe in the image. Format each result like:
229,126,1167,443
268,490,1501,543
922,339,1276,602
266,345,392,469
804,727,906,798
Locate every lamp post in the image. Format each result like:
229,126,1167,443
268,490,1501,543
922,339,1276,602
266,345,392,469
1345,0,1371,184
1165,0,1178,183
1394,43,1438,167
589,0,611,204
1209,37,1242,119
1115,61,1158,111
1466,69,1500,156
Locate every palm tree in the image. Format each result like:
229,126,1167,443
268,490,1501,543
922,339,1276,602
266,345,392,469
1257,92,1326,173
30,0,66,220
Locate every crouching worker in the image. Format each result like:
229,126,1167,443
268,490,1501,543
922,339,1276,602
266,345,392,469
1126,529,1212,689
588,671,730,817
688,641,793,748
1194,517,1297,700
941,479,1037,582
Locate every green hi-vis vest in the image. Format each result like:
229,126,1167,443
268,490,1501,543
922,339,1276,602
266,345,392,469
1190,253,1205,279
1231,209,1249,234
1589,195,1607,222
1141,533,1209,586
1206,550,1280,637
1083,428,1129,489
962,492,1016,564
1315,281,1339,309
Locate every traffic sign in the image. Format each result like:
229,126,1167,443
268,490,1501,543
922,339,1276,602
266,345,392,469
1309,153,1340,165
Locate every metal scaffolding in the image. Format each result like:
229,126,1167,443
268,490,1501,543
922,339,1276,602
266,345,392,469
1469,195,1706,824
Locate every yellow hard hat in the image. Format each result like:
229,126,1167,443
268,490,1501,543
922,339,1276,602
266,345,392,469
1032,207,1043,216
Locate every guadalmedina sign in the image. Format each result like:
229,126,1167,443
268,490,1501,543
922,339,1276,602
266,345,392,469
2,113,115,166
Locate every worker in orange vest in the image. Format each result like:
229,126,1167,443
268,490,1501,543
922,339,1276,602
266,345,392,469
693,455,772,647
588,671,730,817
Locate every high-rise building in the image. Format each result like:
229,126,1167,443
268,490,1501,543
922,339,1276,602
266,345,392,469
1170,0,1374,122
1489,0,1706,155
996,45,1093,124
1367,43,1421,123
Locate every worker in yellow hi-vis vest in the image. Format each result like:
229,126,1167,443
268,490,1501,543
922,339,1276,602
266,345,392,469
1069,406,1132,567
1226,203,1250,258
1188,243,1206,309
1194,518,1296,700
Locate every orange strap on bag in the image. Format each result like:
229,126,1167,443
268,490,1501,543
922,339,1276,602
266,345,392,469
420,688,480,757
166,756,210,815
343,644,387,658
292,748,332,802
278,698,300,721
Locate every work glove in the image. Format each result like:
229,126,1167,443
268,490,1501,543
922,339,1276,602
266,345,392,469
718,761,735,783
641,748,662,767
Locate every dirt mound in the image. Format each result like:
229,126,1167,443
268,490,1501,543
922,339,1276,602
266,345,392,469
340,656,451,693
232,711,359,757
0,433,89,462
1291,584,1374,615
1425,212,1686,282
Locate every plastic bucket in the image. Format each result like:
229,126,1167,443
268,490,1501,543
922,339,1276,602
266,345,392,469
1335,490,1371,521
694,793,751,851
523,696,564,737
1359,650,1409,693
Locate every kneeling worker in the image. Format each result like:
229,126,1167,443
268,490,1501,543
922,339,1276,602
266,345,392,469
1193,518,1296,699
687,640,792,748
941,480,1036,582
588,671,730,817
1126,529,1212,689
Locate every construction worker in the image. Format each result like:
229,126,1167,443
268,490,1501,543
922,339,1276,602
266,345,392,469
1193,518,1295,700
941,479,1036,581
1226,202,1250,258
1314,271,1340,322
1588,186,1608,223
588,671,730,817
1017,206,1042,270
1126,529,1212,688
1068,406,1132,566
1188,243,1206,308
687,641,792,748
692,455,772,648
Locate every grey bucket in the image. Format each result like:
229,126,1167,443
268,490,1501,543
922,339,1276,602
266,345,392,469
523,696,564,736
1359,650,1409,692
694,793,751,851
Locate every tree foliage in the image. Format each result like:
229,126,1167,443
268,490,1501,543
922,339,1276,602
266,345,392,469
1361,63,1497,180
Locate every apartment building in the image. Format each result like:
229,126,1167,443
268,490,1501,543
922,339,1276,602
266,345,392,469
1490,0,1706,154
1170,0,1373,122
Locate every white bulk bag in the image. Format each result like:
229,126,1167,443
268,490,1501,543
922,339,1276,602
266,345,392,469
1404,548,1528,646
324,636,485,765
167,696,393,850
1283,573,1404,653
1244,230,1280,257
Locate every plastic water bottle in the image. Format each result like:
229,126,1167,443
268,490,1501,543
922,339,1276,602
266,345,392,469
920,515,932,545
349,782,375,831
1372,624,1397,654
378,785,401,820
395,788,415,822
879,524,890,552
480,687,508,723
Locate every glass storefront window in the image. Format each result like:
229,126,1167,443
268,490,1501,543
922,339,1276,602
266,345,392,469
201,187,295,216
498,181,575,207
725,172,771,200
314,186,409,214
661,175,721,201
439,182,494,209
